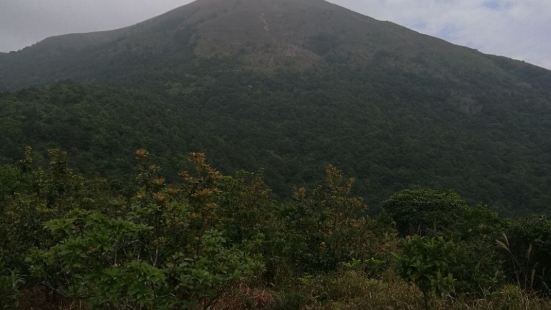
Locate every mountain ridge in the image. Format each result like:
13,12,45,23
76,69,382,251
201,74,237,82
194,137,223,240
1,0,550,90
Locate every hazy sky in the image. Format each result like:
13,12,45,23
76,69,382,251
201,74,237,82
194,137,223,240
1,0,550,69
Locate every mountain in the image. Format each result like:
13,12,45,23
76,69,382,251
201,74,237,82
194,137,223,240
1,0,551,214
2,0,551,90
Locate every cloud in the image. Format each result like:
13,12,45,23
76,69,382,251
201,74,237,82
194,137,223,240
0,0,192,51
329,0,551,69
0,0,549,69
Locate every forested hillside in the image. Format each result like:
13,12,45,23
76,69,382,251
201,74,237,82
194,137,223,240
1,0,551,214
1,71,551,214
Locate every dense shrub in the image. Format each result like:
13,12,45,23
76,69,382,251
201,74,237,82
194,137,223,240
0,149,549,308
397,236,501,302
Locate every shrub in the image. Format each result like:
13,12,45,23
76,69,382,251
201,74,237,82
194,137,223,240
0,263,23,310
498,217,551,295
396,235,501,305
397,236,458,304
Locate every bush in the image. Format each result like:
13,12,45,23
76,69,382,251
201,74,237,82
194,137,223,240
498,217,551,295
396,235,501,303
0,263,23,310
397,236,458,303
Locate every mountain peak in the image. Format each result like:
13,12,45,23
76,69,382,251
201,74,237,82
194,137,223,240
137,0,380,68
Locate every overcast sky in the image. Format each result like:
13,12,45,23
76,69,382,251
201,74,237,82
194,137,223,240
1,0,550,69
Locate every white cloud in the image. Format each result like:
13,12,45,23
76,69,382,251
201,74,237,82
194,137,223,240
0,0,192,51
329,0,551,69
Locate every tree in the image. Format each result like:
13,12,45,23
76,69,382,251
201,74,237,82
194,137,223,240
383,188,469,237
283,165,393,271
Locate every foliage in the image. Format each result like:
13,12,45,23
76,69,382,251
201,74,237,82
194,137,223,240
0,149,550,308
383,189,469,236
384,188,506,240
28,209,156,306
1,63,551,216
397,236,458,302
498,217,551,295
282,164,395,272
1,149,265,308
0,261,23,310
396,235,501,303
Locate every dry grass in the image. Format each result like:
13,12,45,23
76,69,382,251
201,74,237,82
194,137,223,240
15,276,551,309
273,271,551,310
212,283,277,310
18,287,88,310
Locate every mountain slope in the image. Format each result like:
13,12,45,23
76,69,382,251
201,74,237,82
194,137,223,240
2,0,550,90
1,0,551,214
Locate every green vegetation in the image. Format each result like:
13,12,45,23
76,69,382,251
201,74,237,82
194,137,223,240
1,0,551,307
1,76,550,215
1,148,550,309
